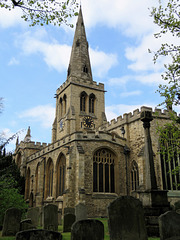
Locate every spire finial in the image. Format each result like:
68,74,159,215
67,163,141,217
24,126,31,142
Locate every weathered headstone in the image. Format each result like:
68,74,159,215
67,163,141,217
27,207,40,227
71,219,104,240
159,211,180,240
16,229,62,240
108,196,148,240
174,200,180,214
64,207,75,215
42,204,58,231
75,203,87,221
20,219,36,231
63,213,76,232
2,208,22,236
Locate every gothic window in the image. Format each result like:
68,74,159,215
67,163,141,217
16,152,22,169
56,154,66,197
63,94,67,114
93,148,115,193
89,93,95,114
45,159,54,198
160,128,180,190
35,163,40,194
25,167,30,200
80,91,87,112
60,98,63,117
131,161,139,191
83,64,88,74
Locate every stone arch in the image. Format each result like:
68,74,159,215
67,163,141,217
131,160,139,191
56,153,66,197
25,167,31,200
89,93,96,114
45,158,54,198
93,148,117,193
80,91,87,112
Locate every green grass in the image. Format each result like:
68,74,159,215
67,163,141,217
0,219,160,240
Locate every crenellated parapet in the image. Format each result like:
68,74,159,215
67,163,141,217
100,106,172,131
56,76,105,96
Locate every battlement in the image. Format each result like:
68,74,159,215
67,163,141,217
56,76,104,96
18,141,48,150
100,106,172,131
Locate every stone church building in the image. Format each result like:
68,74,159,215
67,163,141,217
14,7,180,217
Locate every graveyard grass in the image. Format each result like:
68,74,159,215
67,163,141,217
0,218,160,240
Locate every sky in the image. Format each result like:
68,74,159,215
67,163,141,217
0,0,179,152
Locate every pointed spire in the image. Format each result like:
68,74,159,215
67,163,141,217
24,126,31,142
67,6,93,82
16,136,19,146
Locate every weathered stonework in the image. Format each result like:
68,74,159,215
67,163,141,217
13,7,180,218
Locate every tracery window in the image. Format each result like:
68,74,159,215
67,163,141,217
25,167,30,200
131,161,139,191
56,154,66,197
160,128,180,190
80,92,87,112
93,148,115,193
46,159,54,197
89,93,95,114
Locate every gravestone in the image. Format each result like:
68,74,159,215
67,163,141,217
20,219,36,231
64,207,75,215
71,219,104,240
159,211,180,240
75,203,87,221
108,196,148,240
42,204,58,231
27,207,40,227
16,229,62,240
174,200,180,213
2,208,22,236
63,213,76,232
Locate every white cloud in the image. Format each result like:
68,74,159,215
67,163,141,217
0,7,24,28
105,103,157,121
8,57,19,66
108,72,164,86
120,91,142,98
19,104,55,128
90,48,118,78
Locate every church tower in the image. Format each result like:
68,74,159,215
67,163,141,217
52,7,107,142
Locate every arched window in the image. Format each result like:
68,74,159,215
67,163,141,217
25,167,30,200
60,98,63,117
80,92,87,112
63,94,67,114
16,152,22,169
89,93,95,114
56,154,66,197
160,128,180,190
35,163,40,194
93,148,115,193
131,161,139,191
45,159,54,198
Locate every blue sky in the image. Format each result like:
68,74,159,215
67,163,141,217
0,0,178,152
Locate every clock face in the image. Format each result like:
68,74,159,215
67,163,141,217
60,119,64,130
83,116,94,128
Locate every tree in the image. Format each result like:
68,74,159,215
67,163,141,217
150,0,180,186
150,0,180,109
0,0,79,27
0,153,27,227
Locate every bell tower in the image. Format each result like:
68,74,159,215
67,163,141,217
52,7,107,142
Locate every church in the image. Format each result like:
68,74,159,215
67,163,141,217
14,7,180,217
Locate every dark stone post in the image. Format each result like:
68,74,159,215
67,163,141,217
140,111,157,190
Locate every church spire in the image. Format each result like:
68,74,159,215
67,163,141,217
67,6,93,82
